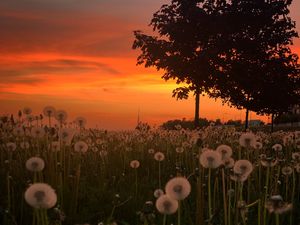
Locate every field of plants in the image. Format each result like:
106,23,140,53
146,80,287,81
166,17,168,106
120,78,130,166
0,107,300,225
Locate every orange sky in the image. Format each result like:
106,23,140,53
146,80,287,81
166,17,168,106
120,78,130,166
0,0,299,129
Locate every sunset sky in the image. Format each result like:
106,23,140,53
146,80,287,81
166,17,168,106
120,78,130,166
0,0,299,130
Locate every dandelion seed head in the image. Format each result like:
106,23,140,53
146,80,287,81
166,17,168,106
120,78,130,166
23,107,32,115
154,189,164,198
239,133,256,148
199,150,222,169
272,144,282,151
165,177,191,200
24,183,57,209
155,195,178,215
6,142,17,151
281,166,293,176
55,110,68,123
26,157,45,172
74,141,88,153
154,152,165,161
233,160,253,177
43,106,56,117
216,145,232,160
130,160,140,169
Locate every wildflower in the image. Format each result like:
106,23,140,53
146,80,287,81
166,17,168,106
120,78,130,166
55,110,68,123
43,106,56,117
20,142,30,150
155,194,178,215
283,135,293,146
292,152,300,162
294,163,300,173
154,189,164,198
216,145,232,160
223,157,235,168
175,147,184,153
233,160,253,177
26,115,35,123
75,117,87,128
23,107,32,115
239,133,256,148
59,128,75,144
91,146,98,152
281,166,293,176
260,154,278,167
272,144,283,151
148,148,155,154
74,141,88,153
6,142,17,151
51,141,60,152
24,183,57,209
165,177,191,200
13,127,24,136
253,142,263,150
31,127,45,138
99,150,108,157
199,150,222,169
154,152,165,161
265,195,292,214
130,160,140,169
26,157,45,172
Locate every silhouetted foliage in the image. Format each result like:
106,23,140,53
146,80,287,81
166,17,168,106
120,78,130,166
133,0,229,127
274,113,300,124
133,0,300,131
208,0,300,130
225,119,242,126
160,117,224,130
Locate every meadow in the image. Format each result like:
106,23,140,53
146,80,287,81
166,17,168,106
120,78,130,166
0,107,300,225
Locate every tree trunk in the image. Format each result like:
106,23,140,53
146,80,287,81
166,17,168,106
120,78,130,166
194,89,200,128
271,114,274,133
244,109,249,131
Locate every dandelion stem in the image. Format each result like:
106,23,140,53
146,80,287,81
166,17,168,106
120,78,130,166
275,214,279,225
163,214,167,225
208,168,212,221
263,167,270,225
222,169,228,225
178,200,181,225
158,161,161,189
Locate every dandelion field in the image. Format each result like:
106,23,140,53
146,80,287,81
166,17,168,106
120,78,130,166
1,107,300,225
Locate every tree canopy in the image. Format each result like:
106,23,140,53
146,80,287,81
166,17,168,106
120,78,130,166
133,0,300,129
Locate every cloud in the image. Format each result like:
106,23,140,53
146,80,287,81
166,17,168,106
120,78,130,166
0,59,120,85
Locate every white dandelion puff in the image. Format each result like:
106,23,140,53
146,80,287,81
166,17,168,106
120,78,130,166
154,189,164,198
239,133,256,148
25,157,45,172
165,177,191,200
130,160,140,169
74,141,88,153
24,183,57,209
272,144,283,151
6,142,17,152
154,152,165,161
43,106,56,117
199,150,222,169
55,110,68,123
233,160,253,177
155,194,178,215
216,145,232,160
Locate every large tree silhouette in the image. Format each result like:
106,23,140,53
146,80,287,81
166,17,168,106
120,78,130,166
133,0,299,129
133,0,227,127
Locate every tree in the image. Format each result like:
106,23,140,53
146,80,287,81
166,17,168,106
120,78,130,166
208,0,300,131
133,0,228,128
